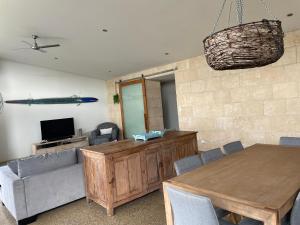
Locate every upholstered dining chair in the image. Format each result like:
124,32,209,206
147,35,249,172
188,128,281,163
174,155,229,219
290,193,300,225
167,186,264,225
279,137,300,147
239,192,300,225
223,141,244,155
166,186,233,225
174,155,203,176
201,148,224,164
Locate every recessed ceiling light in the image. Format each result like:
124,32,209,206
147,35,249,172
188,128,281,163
102,29,108,32
287,13,294,17
164,52,170,56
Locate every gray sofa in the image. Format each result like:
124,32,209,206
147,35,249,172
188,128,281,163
0,149,85,225
89,122,119,145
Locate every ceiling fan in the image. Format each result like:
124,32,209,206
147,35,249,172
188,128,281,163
15,35,60,53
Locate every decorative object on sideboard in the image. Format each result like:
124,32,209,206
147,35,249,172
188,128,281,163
133,130,166,141
0,93,3,113
5,95,98,105
203,0,284,70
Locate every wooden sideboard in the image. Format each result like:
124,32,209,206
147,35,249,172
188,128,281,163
80,131,198,216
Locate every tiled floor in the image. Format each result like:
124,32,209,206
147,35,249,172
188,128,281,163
0,191,166,225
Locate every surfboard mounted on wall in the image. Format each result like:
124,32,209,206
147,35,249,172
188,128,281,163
5,96,98,106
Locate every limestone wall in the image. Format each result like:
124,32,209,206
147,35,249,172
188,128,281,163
145,80,164,131
107,30,300,150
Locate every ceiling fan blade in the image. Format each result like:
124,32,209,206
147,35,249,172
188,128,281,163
39,44,60,49
38,49,47,53
12,47,31,51
21,40,33,47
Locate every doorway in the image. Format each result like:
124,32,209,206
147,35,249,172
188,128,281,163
161,79,179,130
119,74,179,140
149,74,179,130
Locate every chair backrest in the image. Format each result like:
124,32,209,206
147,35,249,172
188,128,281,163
201,148,224,164
279,137,300,147
174,155,203,176
167,186,219,225
223,141,244,155
291,192,300,225
97,122,119,140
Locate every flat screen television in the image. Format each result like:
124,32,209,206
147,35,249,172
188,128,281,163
40,118,75,141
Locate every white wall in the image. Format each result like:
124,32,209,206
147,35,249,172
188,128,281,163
0,60,109,162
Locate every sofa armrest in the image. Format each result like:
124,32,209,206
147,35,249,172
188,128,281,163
90,129,98,138
89,129,99,145
111,127,119,141
0,166,27,221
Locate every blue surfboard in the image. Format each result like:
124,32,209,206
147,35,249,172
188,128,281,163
5,96,98,105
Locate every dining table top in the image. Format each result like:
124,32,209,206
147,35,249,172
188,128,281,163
163,144,300,225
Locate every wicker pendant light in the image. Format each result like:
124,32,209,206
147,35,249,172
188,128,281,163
203,0,284,70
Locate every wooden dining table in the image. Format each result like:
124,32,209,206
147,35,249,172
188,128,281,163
163,144,300,225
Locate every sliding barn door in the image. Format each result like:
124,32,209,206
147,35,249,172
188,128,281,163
120,79,149,139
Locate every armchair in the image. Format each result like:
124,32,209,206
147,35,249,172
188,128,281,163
89,122,119,145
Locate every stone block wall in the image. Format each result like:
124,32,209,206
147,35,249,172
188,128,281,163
107,30,300,150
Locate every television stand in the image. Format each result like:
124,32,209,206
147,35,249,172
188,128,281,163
32,136,89,155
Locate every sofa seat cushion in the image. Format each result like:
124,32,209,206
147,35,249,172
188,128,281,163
18,149,77,178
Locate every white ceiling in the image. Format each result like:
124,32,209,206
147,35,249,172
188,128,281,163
0,0,299,80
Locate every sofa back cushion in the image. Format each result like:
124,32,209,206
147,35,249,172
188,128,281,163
18,149,77,178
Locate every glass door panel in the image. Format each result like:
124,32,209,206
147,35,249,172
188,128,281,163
121,81,146,139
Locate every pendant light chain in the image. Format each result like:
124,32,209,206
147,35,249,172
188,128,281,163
212,0,227,33
228,0,233,26
211,0,277,34
259,0,278,20
235,0,244,24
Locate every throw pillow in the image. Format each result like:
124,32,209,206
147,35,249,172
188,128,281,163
100,127,113,135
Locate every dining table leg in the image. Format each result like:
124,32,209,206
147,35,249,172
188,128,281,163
264,212,280,225
163,182,174,225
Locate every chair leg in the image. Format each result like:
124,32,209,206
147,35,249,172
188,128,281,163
229,213,241,224
17,215,38,225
